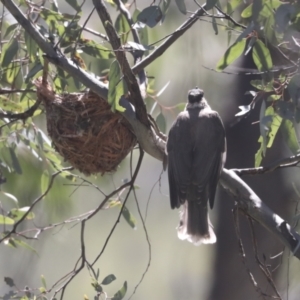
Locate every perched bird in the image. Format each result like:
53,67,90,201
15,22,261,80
166,87,226,245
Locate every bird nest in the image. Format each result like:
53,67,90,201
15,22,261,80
34,78,137,175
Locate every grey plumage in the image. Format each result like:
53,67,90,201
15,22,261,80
167,87,226,245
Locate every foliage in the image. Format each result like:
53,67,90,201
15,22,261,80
217,0,300,166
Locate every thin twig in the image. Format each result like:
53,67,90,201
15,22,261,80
233,207,268,299
128,148,151,299
0,167,73,244
232,154,300,176
248,217,282,299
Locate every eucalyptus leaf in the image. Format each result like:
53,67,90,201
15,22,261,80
13,238,38,255
206,0,218,10
175,0,186,14
4,23,18,38
281,119,300,154
137,6,163,28
0,214,15,225
66,0,82,12
212,16,218,35
252,39,273,72
108,60,127,112
216,39,246,71
0,39,19,68
115,13,130,44
121,205,137,229
9,147,22,174
101,274,116,285
80,40,115,59
112,281,127,300
259,100,267,156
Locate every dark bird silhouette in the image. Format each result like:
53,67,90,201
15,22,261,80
167,87,226,245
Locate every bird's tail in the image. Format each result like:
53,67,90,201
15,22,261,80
177,201,216,246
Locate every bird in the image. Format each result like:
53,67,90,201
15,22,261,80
166,87,226,245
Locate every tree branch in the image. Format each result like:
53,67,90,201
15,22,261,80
220,169,300,259
232,153,300,176
131,5,206,74
92,0,149,127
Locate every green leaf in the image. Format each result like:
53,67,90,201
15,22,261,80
5,63,20,84
108,60,127,112
101,274,116,285
4,23,18,38
175,0,186,14
115,13,130,44
25,30,38,62
259,100,267,156
156,112,166,133
212,16,218,35
255,142,263,167
8,207,35,221
250,79,274,91
0,38,19,68
137,6,163,28
160,0,171,21
252,39,273,72
241,3,252,18
9,147,22,174
66,0,82,12
112,281,127,300
281,119,300,154
91,278,103,293
216,39,246,71
41,275,47,288
288,74,300,106
0,214,15,225
80,39,115,59
121,205,137,229
13,238,38,255
41,170,50,194
267,113,282,148
206,0,218,10
228,0,243,11
25,62,43,83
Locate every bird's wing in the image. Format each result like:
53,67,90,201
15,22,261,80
167,112,193,209
192,110,226,209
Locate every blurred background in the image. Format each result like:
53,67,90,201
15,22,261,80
1,1,300,300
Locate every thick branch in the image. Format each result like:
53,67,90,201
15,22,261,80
220,169,300,259
92,0,149,127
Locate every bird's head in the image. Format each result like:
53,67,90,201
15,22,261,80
186,87,207,109
188,87,204,104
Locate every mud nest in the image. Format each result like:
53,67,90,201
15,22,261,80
35,78,137,175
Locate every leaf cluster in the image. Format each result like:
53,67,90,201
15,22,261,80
215,0,300,166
